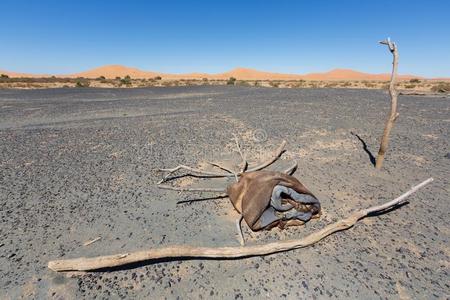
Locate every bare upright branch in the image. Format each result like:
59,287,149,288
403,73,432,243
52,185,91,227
376,38,399,169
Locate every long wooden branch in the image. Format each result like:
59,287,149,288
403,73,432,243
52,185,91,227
48,178,433,272
376,38,399,169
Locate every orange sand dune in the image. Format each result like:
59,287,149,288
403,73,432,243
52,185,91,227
302,69,419,81
0,69,49,78
1,65,444,81
70,65,160,79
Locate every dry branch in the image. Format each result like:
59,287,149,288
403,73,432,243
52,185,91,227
176,193,228,204
233,134,248,172
207,161,235,174
235,215,245,246
48,178,433,272
283,161,298,175
83,237,101,247
207,161,238,182
376,38,399,169
245,140,287,172
157,140,287,184
157,165,229,184
157,184,226,193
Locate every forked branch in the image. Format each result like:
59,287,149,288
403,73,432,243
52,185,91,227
48,178,433,272
157,140,287,184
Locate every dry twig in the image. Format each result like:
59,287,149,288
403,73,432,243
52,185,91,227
48,178,432,272
233,134,248,172
157,184,226,193
83,237,101,247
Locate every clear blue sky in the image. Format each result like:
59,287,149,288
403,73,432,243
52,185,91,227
1,0,449,77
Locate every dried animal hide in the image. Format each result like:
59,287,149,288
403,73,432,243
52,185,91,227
227,171,321,231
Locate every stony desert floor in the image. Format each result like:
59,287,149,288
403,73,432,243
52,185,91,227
0,86,448,299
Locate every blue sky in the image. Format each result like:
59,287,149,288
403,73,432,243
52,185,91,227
1,0,449,77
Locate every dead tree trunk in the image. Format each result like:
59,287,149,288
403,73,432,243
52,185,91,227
376,38,399,169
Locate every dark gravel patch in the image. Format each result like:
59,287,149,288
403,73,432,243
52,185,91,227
1,86,448,299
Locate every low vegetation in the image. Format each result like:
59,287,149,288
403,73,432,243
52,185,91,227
120,75,132,86
227,77,236,85
75,78,90,88
430,82,450,93
0,75,448,94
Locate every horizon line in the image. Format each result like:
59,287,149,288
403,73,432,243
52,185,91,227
2,64,448,79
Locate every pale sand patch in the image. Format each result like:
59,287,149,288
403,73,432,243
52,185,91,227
393,153,427,166
396,281,411,300
422,134,439,140
48,283,76,300
109,151,122,159
404,241,423,258
312,139,358,151
21,279,37,298
110,173,126,191
299,129,331,138
177,176,195,187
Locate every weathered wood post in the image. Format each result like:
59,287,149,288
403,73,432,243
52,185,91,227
376,38,399,169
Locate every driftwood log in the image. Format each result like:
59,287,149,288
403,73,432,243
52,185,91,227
376,38,399,169
48,178,433,272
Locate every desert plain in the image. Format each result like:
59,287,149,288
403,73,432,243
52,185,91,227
0,86,449,298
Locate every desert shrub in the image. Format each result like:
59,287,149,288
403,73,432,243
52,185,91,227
1,74,9,78
409,78,421,83
363,81,376,88
324,82,338,88
154,76,162,80
237,80,250,87
120,75,132,85
202,78,208,81
405,84,416,89
431,82,450,93
115,76,121,80
227,77,236,85
97,76,106,80
269,81,279,88
76,80,90,88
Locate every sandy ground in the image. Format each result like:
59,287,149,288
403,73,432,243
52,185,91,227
0,86,449,299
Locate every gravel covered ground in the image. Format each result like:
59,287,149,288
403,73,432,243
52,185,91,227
1,86,449,299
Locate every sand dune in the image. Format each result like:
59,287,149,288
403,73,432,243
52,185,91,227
0,65,438,81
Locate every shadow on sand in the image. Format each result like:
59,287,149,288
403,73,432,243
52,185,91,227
351,131,376,167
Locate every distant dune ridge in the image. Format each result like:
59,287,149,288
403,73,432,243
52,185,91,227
0,65,446,80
